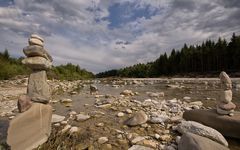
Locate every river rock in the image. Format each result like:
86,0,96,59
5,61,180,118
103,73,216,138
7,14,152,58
7,103,52,150
17,95,32,113
125,110,148,126
90,84,98,94
149,115,169,124
219,71,232,90
22,57,52,70
69,126,79,134
28,38,43,47
128,145,154,150
51,114,65,123
183,109,240,139
121,90,134,96
131,136,146,144
60,98,73,103
98,137,108,144
117,112,124,117
218,102,236,110
30,34,44,42
23,45,53,62
216,106,234,115
76,114,90,121
178,132,229,150
27,71,51,104
177,121,228,146
189,101,203,106
61,125,71,133
136,139,158,148
146,92,164,98
220,90,232,103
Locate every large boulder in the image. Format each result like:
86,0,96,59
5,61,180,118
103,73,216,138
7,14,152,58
23,45,53,62
7,103,52,150
177,121,228,146
27,71,51,104
125,110,148,126
178,132,229,150
183,109,240,139
22,57,52,70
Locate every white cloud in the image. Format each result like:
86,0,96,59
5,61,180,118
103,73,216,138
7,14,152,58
0,0,240,73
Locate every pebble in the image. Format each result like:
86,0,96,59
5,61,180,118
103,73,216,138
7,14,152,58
125,109,133,114
160,134,172,141
69,126,79,134
61,121,68,125
51,114,65,123
165,145,176,150
54,123,60,127
137,139,158,148
117,112,125,117
154,134,160,139
117,134,123,139
183,96,191,101
96,123,104,127
8,116,15,120
98,137,108,144
189,101,203,106
60,98,72,103
128,145,154,150
69,111,77,115
176,136,181,144
76,114,90,121
131,136,146,144
61,125,71,133
101,144,112,150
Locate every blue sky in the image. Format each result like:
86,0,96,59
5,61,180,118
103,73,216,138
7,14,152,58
0,0,240,73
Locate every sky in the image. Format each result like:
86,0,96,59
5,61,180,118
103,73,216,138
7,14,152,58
0,0,240,73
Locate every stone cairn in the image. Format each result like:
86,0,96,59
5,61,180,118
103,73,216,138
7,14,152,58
217,71,236,116
22,34,53,104
7,34,53,150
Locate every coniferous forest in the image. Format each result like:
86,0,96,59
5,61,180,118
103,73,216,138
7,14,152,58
96,33,240,78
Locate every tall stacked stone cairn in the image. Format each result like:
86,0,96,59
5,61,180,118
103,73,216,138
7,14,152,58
217,71,236,116
183,71,240,139
7,34,53,150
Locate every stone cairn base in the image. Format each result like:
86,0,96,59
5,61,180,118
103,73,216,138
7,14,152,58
7,34,53,150
217,71,236,116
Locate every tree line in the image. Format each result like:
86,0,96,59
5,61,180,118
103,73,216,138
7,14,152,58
0,50,94,80
97,33,240,78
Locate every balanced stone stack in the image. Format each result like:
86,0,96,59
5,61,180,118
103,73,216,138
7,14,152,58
7,34,53,150
22,34,53,104
217,71,236,116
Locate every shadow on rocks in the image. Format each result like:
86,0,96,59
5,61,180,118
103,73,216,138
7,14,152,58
0,118,10,150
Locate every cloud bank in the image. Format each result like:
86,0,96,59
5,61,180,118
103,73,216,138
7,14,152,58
0,0,240,73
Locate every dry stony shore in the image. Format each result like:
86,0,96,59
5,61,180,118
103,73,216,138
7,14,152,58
0,78,240,150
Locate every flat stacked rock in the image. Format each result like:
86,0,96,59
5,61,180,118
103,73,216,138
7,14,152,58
217,71,236,115
22,34,52,70
7,34,53,150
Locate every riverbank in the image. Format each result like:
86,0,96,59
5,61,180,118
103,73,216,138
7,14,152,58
0,78,240,149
